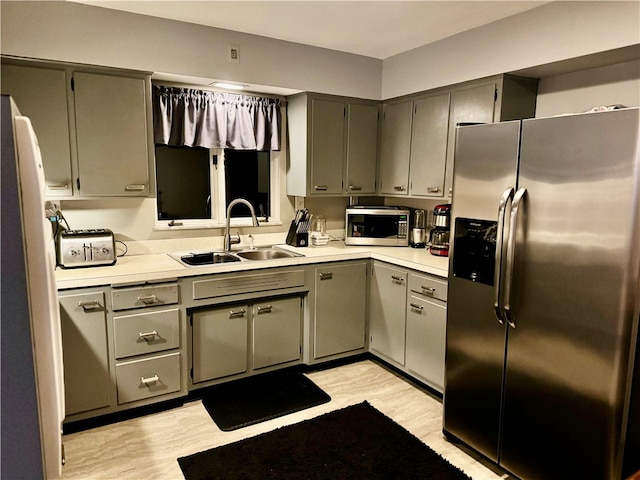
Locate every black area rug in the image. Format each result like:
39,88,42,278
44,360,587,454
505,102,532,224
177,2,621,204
179,401,473,480
200,370,331,431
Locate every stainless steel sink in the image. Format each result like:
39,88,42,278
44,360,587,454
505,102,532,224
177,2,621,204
178,251,241,266
168,246,302,267
235,248,300,261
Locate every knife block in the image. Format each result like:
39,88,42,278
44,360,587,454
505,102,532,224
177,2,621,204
285,221,308,247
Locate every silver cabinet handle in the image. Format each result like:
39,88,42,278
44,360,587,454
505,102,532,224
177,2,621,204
410,302,424,311
256,305,272,314
47,184,69,190
140,374,159,385
449,187,453,195
125,184,146,191
391,275,405,283
229,309,246,318
138,330,158,341
427,187,441,193
314,185,328,191
319,272,333,281
504,187,527,329
494,187,514,325
421,286,436,295
78,299,101,311
393,185,406,191
349,185,362,191
137,294,157,304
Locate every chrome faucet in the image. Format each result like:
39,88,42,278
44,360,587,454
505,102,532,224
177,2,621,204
224,198,259,251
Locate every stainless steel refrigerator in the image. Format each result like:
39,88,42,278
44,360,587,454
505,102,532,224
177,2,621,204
443,107,640,480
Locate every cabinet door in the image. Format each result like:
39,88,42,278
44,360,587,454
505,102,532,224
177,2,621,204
314,262,367,359
310,98,345,195
445,83,497,196
252,296,302,369
192,304,248,383
346,103,378,195
369,263,408,365
406,293,447,392
409,93,451,197
73,72,150,196
59,291,111,415
379,101,412,195
1,63,73,197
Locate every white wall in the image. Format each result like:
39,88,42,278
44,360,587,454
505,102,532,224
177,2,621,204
535,60,640,117
0,1,382,99
382,1,640,99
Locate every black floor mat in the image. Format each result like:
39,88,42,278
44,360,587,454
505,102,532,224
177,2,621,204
179,401,473,480
200,370,331,431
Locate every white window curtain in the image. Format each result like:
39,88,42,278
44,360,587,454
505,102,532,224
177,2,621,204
152,86,281,151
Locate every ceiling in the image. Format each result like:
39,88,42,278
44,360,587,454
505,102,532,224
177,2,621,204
71,1,549,60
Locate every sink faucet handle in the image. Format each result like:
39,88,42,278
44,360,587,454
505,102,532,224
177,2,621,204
230,231,241,245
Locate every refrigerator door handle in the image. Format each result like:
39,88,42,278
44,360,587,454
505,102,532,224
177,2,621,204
494,187,514,324
503,187,527,328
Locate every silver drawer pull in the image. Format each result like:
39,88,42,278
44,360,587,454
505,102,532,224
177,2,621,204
319,272,333,281
47,184,69,190
137,294,157,304
421,286,436,295
427,187,441,193
229,309,246,318
140,374,159,385
349,185,362,191
125,184,146,191
138,330,158,341
393,185,406,191
256,305,272,314
410,303,424,311
78,299,101,311
391,275,405,283
314,185,328,191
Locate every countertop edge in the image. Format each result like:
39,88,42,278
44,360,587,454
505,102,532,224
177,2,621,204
55,245,449,290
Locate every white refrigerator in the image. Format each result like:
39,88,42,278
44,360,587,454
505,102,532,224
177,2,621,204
1,95,65,478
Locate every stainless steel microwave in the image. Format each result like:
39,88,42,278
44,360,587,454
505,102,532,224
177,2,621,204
345,206,410,246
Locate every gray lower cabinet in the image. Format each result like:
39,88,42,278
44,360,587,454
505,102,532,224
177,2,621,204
192,304,249,383
59,290,111,416
252,296,302,370
192,295,302,384
405,272,448,391
313,261,367,359
369,262,408,365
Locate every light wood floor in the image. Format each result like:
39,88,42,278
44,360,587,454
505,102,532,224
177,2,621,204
61,359,510,479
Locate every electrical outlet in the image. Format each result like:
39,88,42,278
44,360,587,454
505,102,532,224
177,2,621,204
228,44,240,64
294,196,305,211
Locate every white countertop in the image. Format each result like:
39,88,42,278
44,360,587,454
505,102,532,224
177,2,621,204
55,242,449,290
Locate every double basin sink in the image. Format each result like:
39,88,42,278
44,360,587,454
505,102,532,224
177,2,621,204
169,246,302,267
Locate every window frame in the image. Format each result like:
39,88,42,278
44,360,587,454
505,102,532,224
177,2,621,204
153,147,281,231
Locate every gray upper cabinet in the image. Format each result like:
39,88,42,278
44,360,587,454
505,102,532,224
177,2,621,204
409,92,451,197
1,59,153,198
73,72,151,196
379,100,413,195
379,74,538,199
345,103,378,194
1,63,74,197
287,93,379,197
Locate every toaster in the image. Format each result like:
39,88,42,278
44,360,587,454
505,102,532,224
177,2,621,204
57,229,116,268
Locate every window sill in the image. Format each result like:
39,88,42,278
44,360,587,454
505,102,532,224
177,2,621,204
153,219,282,231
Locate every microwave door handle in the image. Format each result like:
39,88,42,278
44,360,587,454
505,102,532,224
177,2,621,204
494,187,514,324
503,187,527,329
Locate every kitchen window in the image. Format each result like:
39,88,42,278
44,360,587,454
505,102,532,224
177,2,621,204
155,146,278,229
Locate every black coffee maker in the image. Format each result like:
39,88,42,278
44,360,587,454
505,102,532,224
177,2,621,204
428,204,451,256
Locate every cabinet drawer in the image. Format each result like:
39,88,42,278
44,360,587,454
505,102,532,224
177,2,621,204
192,270,304,300
111,284,178,311
113,308,180,359
409,273,447,302
115,352,181,404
